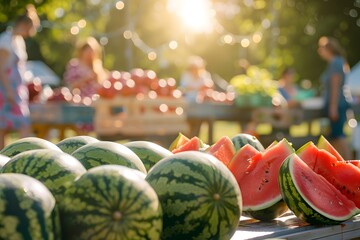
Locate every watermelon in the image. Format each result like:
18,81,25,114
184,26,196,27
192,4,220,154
228,144,259,177
231,133,265,152
171,136,204,153
169,132,190,151
146,151,242,240
56,135,99,154
279,153,359,224
297,141,319,169
232,139,294,221
349,160,360,168
299,144,360,209
0,154,10,169
71,141,146,173
0,173,60,240
207,136,236,166
317,135,344,161
124,141,173,171
1,149,86,203
60,165,162,240
0,137,62,158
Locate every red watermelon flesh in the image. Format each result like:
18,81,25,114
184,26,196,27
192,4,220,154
228,144,259,177
234,139,294,209
207,136,236,166
317,135,344,161
291,154,358,218
349,160,360,168
297,141,319,169
172,136,201,154
310,150,360,208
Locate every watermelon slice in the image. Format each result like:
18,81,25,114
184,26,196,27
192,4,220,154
297,141,319,169
169,133,190,152
317,135,344,161
228,144,259,178
232,139,294,221
298,141,360,208
348,160,360,168
207,136,236,166
172,136,203,154
279,153,359,225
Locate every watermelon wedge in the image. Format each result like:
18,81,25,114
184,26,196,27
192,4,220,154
228,144,259,178
317,135,344,161
298,141,360,208
232,139,294,221
348,160,360,168
207,136,236,166
172,136,203,154
169,133,190,152
279,154,359,225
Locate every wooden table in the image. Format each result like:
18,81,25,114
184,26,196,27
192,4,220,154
233,212,360,239
29,103,95,139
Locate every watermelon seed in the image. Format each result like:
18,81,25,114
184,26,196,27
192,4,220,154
338,201,343,206
213,193,221,201
112,211,123,221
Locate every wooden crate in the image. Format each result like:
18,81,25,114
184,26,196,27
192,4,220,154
94,96,189,138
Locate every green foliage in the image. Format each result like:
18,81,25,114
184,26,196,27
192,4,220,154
2,0,360,86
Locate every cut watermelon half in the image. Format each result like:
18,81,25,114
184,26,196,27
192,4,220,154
207,136,236,166
279,153,359,224
233,139,294,221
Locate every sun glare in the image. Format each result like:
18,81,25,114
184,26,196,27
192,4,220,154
167,0,215,33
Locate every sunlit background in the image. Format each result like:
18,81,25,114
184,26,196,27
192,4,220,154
1,0,360,83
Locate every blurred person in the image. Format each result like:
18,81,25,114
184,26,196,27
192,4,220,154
64,37,109,98
318,36,352,159
180,56,214,137
180,56,214,102
0,5,40,149
277,67,300,108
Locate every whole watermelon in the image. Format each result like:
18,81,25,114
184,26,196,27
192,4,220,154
0,137,62,158
124,141,173,171
231,133,264,151
146,151,242,240
60,165,162,240
0,154,10,170
1,149,86,203
0,173,60,240
71,141,146,173
56,135,99,154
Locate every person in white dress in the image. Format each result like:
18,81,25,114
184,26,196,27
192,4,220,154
0,5,40,149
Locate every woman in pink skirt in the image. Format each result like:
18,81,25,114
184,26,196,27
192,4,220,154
0,5,40,149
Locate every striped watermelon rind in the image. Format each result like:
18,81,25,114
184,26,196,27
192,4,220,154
146,151,242,240
0,137,62,158
124,141,173,171
72,141,147,173
231,133,265,152
1,149,86,203
56,135,99,154
60,165,162,240
279,153,359,225
0,173,60,240
242,200,288,221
